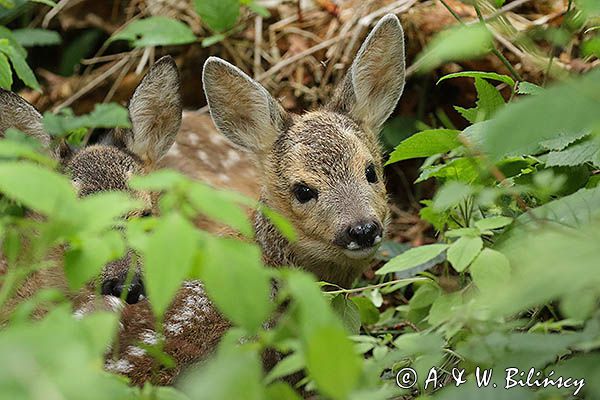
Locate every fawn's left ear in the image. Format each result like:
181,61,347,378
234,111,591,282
0,89,51,148
113,56,182,164
328,14,406,134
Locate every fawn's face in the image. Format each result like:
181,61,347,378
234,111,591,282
203,15,405,271
0,56,182,302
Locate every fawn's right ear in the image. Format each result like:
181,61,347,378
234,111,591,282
203,57,289,154
0,89,51,148
111,56,182,165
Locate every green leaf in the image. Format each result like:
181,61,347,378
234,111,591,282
0,51,11,89
0,26,26,57
482,68,600,160
414,24,493,72
376,244,449,275
455,77,505,123
64,231,125,290
180,349,264,400
351,296,379,325
42,103,131,137
0,162,76,217
12,28,61,47
438,71,515,87
474,216,513,231
201,236,273,333
409,282,441,309
264,352,305,385
109,17,196,47
539,129,591,151
77,192,141,233
331,295,361,334
386,129,461,164
305,325,361,400
201,33,225,47
194,0,240,32
428,292,462,325
561,288,597,321
416,158,480,183
265,382,301,400
432,181,474,211
470,248,510,293
141,212,199,318
447,236,483,272
0,39,39,90
31,0,58,6
517,81,543,95
543,138,600,167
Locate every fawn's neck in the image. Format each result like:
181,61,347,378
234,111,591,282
253,201,369,288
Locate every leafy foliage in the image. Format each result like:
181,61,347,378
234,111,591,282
109,16,197,47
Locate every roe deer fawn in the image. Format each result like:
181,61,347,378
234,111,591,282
0,56,183,309
104,13,406,385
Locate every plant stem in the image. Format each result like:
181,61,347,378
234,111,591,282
439,0,522,82
327,277,429,295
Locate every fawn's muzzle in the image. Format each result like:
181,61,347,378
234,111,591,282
335,220,383,255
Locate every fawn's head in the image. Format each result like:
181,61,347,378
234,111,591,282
203,15,406,283
0,56,182,301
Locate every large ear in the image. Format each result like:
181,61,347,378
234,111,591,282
328,14,405,133
203,57,290,154
0,89,51,148
113,56,182,164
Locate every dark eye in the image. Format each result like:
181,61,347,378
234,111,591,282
292,183,318,203
140,209,153,218
366,164,378,184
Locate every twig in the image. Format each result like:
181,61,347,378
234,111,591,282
327,277,428,295
256,34,350,82
54,55,133,111
254,16,263,79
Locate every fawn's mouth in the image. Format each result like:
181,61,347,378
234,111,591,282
341,235,382,259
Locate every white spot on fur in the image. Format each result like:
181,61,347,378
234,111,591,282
127,346,146,357
105,358,133,374
141,329,159,345
217,173,231,183
105,296,124,312
196,150,209,163
188,132,200,146
208,132,226,145
164,280,212,336
222,149,241,168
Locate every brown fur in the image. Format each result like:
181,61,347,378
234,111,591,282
104,14,406,386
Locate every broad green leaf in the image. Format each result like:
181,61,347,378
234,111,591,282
142,212,199,318
264,352,305,384
432,181,474,211
376,244,449,275
31,0,57,6
409,282,441,309
447,236,483,272
186,183,253,237
482,68,600,160
76,191,141,233
0,51,11,89
265,382,301,400
42,103,131,136
455,77,505,123
180,349,264,400
64,231,125,290
194,0,240,32
414,24,493,72
470,248,510,293
201,236,273,333
60,29,102,76
561,288,597,321
517,81,543,95
474,216,513,231
539,129,591,151
543,138,600,167
428,292,462,325
110,17,196,47
331,294,361,334
305,325,361,400
0,40,39,90
438,71,515,87
386,129,461,164
0,26,26,57
12,28,61,47
351,296,379,325
0,162,76,216
416,157,480,183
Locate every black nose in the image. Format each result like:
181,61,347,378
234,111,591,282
346,220,382,248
